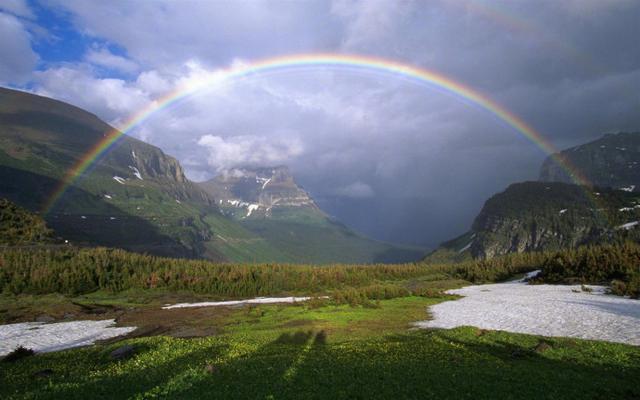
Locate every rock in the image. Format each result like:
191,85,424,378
204,364,217,374
110,345,136,360
534,342,552,353
35,315,55,323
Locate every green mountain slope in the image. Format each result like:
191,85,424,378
540,131,640,191
426,181,640,261
199,167,424,264
0,87,288,260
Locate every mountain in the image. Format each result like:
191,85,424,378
0,88,294,261
199,166,317,219
0,87,238,259
426,181,640,261
427,131,640,262
540,132,640,191
0,87,420,264
199,166,424,264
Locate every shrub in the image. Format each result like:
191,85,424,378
2,346,35,362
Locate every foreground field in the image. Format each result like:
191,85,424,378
1,296,640,399
1,243,639,398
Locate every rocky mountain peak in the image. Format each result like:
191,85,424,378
198,165,317,218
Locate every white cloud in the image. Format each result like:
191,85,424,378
50,0,339,69
197,134,304,171
33,66,150,126
0,0,34,19
335,181,374,198
85,47,138,73
331,0,416,51
0,12,37,84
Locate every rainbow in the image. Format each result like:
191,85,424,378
42,53,590,213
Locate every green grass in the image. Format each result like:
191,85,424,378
1,296,639,399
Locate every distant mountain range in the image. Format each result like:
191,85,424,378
428,132,640,261
0,87,422,264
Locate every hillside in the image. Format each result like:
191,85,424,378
0,198,55,245
0,87,246,259
199,166,424,264
426,181,640,260
540,131,640,191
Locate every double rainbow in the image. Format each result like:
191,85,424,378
43,53,588,213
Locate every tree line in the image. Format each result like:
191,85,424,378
1,242,637,298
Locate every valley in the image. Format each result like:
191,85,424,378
1,2,640,398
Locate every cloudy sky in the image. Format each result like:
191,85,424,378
1,0,639,248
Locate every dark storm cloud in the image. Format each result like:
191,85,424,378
5,0,640,247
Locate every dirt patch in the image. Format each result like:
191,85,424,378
114,306,234,339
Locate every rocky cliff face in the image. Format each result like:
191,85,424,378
540,132,640,192
0,87,219,258
106,139,213,204
198,166,318,218
427,181,640,261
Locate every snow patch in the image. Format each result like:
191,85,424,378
261,178,271,189
128,166,143,180
0,319,136,356
559,209,568,215
131,150,137,159
617,221,639,230
175,199,181,204
620,185,635,192
458,241,472,253
162,296,326,309
415,277,640,345
227,199,246,207
246,204,260,217
113,176,126,185
104,194,112,199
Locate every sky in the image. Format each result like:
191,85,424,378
1,0,640,248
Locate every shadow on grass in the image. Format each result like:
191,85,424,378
3,329,640,400
174,329,640,400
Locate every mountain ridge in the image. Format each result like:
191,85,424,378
427,131,640,262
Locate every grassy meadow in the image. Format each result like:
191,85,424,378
1,243,639,399
1,296,639,399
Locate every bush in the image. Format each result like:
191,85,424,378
2,346,35,362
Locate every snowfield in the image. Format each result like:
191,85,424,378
0,319,136,356
416,275,640,346
163,296,325,309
